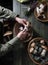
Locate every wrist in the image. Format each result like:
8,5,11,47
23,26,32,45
16,35,20,39
15,17,19,21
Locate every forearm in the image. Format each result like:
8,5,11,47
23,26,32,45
0,36,21,57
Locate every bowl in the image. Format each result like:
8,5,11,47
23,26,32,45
13,22,33,43
28,37,48,65
34,2,48,22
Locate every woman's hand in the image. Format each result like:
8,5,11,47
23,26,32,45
17,30,28,40
15,17,28,26
15,17,32,40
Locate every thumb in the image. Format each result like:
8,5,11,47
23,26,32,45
17,30,24,38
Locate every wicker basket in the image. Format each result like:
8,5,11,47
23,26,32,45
34,3,48,22
28,37,48,65
13,22,33,43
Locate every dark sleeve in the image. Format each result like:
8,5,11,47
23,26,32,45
0,36,22,57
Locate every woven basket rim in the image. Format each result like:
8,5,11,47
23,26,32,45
27,37,48,65
34,3,48,23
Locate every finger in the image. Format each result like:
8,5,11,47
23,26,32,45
23,19,27,22
23,28,27,32
23,19,27,25
26,21,29,26
24,21,29,27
